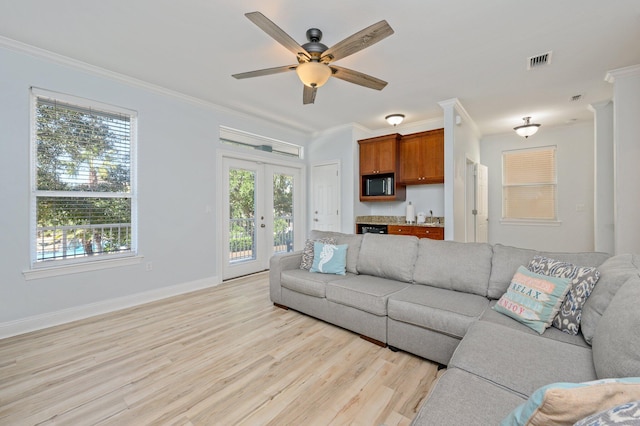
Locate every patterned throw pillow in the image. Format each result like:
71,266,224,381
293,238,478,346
300,237,335,270
501,377,640,426
527,256,601,335
310,242,348,275
574,400,640,426
493,266,572,334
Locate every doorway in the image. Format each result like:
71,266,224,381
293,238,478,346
222,157,302,280
465,160,489,243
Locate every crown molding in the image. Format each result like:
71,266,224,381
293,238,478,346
438,97,482,139
605,64,640,83
0,35,311,136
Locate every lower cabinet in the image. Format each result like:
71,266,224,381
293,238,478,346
388,225,444,240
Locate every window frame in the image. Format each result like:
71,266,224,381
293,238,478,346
501,145,559,225
25,88,140,279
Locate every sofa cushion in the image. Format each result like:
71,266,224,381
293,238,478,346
501,377,640,426
411,368,526,426
581,253,640,345
300,237,335,270
592,276,640,379
527,255,600,335
309,231,363,274
388,285,489,339
412,239,493,297
493,266,572,334
488,244,609,300
480,301,591,349
357,233,418,283
326,275,411,316
310,242,347,275
449,321,597,397
281,269,350,298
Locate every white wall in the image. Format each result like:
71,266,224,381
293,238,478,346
607,65,640,254
306,125,357,233
590,101,614,254
0,44,307,335
481,122,596,252
439,99,482,242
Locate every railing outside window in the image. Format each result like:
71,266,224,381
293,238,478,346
229,215,293,262
36,223,132,262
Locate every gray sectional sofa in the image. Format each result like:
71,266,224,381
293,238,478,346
268,230,640,425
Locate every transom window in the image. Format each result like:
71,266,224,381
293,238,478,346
31,88,137,266
502,146,557,221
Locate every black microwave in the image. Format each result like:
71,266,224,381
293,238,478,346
365,176,393,196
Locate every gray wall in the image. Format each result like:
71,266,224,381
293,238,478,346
0,45,306,333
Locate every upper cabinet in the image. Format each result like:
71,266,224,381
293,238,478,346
358,134,401,175
358,133,406,202
398,129,444,185
357,129,444,202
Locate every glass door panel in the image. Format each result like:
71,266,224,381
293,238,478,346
222,158,302,280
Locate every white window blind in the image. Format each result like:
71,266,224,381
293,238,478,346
31,89,137,265
502,146,557,221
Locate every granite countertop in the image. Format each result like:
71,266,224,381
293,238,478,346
356,215,445,228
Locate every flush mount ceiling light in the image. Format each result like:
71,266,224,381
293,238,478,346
296,61,332,88
514,116,541,138
385,114,405,126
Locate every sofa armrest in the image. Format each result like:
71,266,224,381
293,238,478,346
269,251,303,304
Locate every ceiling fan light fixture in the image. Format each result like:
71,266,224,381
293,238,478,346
296,61,332,88
385,114,405,126
514,116,541,138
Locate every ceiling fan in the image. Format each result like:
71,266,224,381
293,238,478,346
232,12,394,105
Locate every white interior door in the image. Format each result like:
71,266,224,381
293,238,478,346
311,162,340,231
222,157,302,279
475,163,489,243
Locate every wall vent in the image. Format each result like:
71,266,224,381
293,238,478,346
527,51,552,70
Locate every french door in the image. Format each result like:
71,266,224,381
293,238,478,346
222,157,302,280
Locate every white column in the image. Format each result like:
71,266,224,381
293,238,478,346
588,101,614,254
606,64,640,254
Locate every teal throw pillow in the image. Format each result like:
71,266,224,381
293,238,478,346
310,242,348,275
493,266,571,334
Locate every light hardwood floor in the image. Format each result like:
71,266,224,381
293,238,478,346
0,272,441,425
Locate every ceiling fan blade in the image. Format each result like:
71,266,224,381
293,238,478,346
303,85,317,104
330,65,388,90
245,12,310,60
232,64,297,79
321,20,394,63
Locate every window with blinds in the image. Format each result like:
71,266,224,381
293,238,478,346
502,146,557,221
31,89,137,265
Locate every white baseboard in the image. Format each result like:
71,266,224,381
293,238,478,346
0,276,221,339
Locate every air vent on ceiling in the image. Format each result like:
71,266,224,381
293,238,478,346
527,51,552,70
569,94,583,102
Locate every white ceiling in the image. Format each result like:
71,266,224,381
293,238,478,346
1,1,639,136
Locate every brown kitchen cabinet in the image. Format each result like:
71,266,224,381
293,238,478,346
358,133,401,175
387,225,413,236
388,225,445,240
398,128,444,185
358,133,406,202
411,226,444,240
